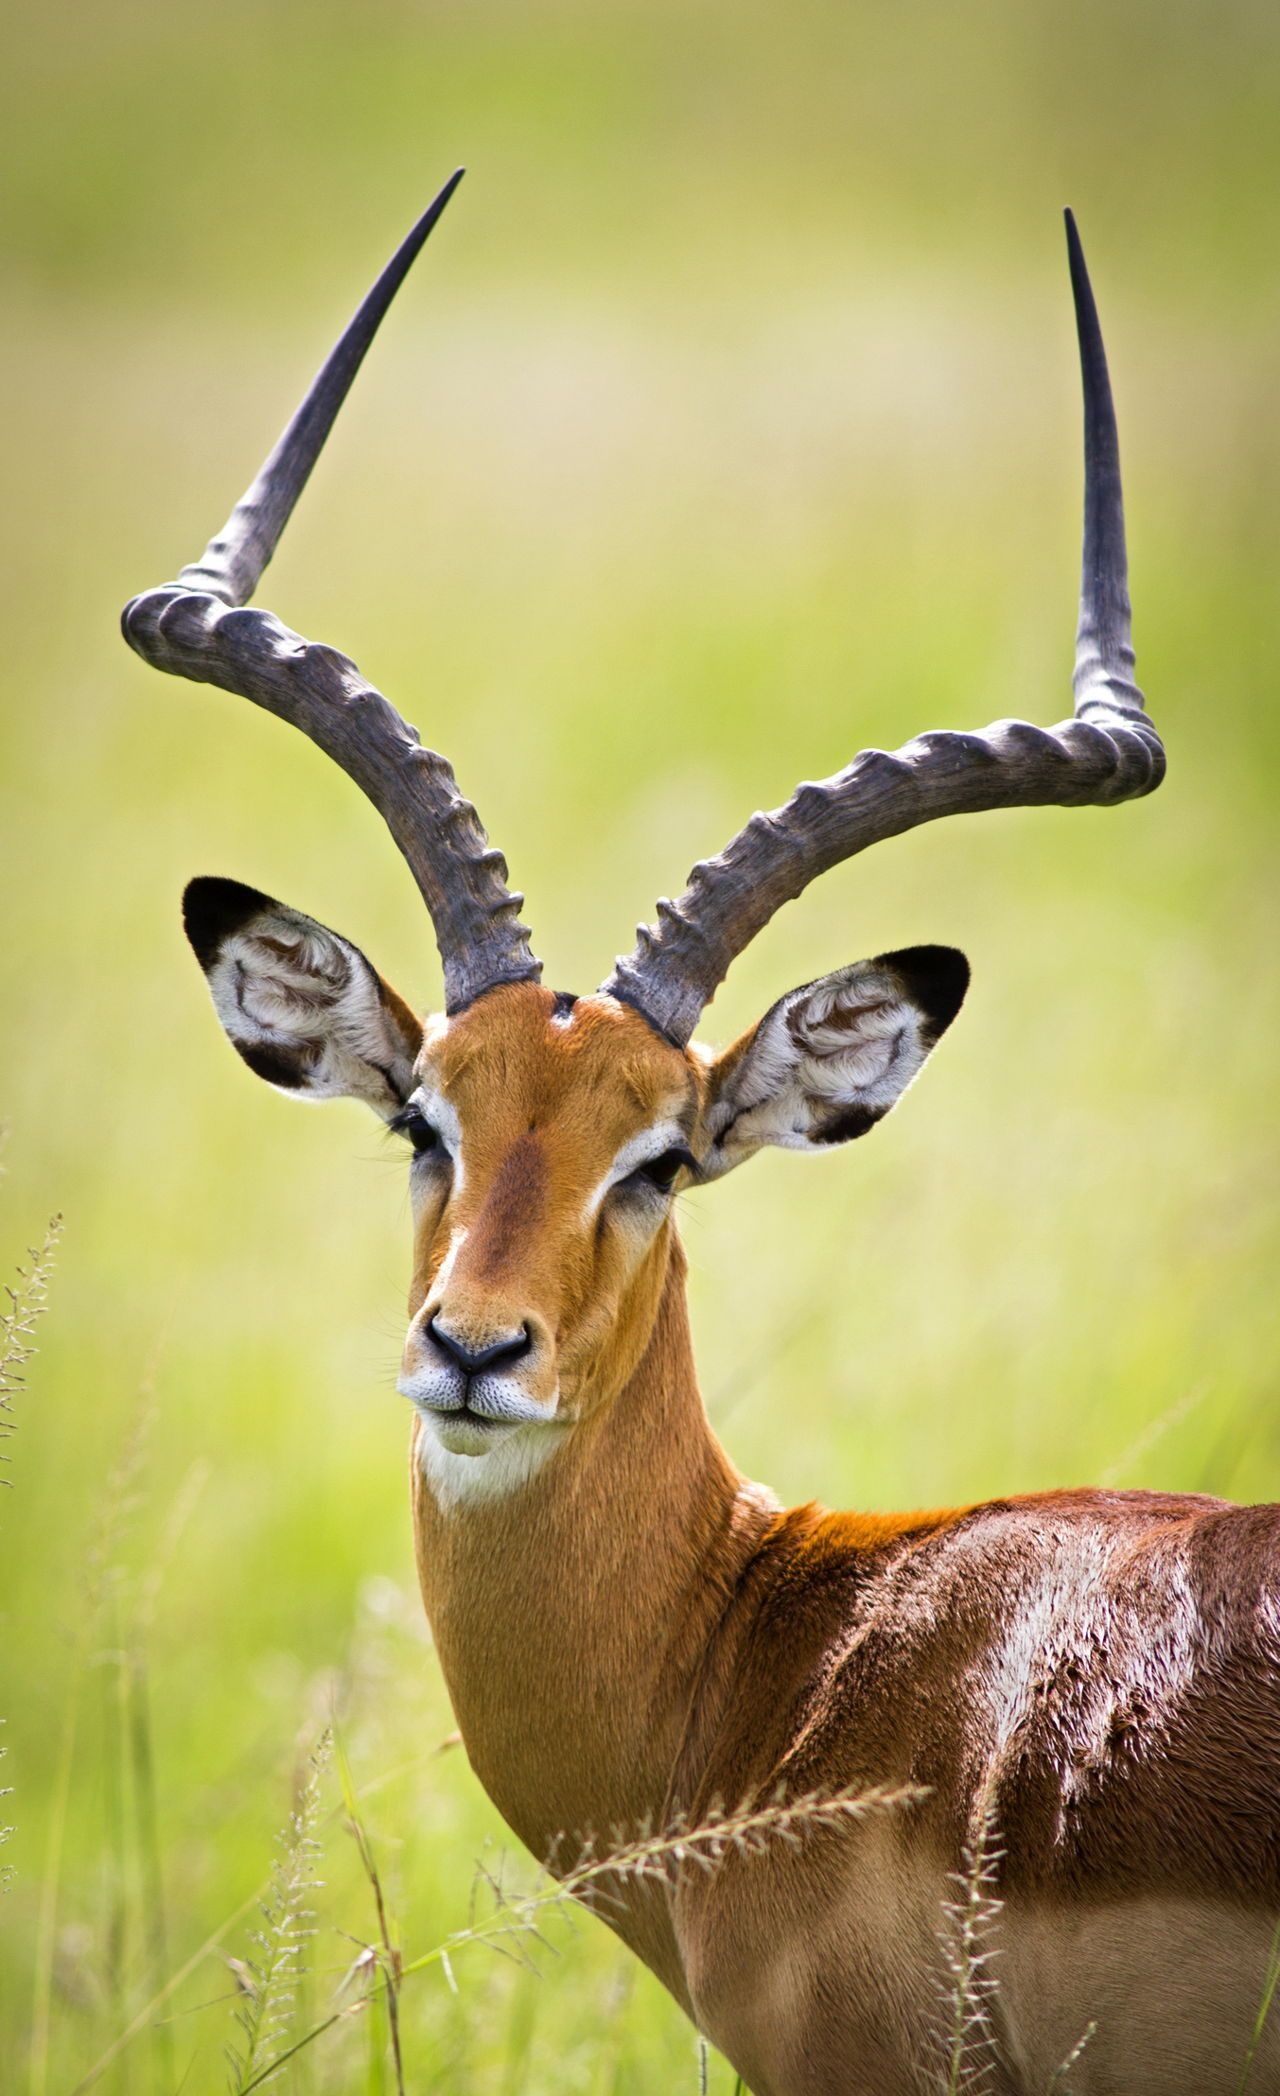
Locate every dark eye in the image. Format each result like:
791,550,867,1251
625,1146,695,1195
391,1107,442,1159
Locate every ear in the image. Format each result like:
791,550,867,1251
183,877,423,1117
697,945,969,1180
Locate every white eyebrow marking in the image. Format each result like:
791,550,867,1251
582,1120,689,1221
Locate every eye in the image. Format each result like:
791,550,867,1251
623,1145,696,1195
390,1106,443,1160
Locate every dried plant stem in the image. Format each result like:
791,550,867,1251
549,1780,926,1905
226,1730,332,2095
1046,2020,1096,2091
939,1796,1004,2096
1,1212,62,1905
73,1745,428,2096
0,1214,62,1486
10,1219,66,2090
236,1780,925,2095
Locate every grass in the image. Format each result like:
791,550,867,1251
2,0,1279,2085
938,1796,1003,2095
0,1212,62,1908
226,1729,331,2095
5,1275,1280,2091
1236,1925,1280,2096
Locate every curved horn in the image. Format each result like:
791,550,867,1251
122,172,542,1016
602,211,1163,1047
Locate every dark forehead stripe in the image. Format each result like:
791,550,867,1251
550,990,579,1020
476,1133,549,1280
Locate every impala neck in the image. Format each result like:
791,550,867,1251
410,1239,775,1897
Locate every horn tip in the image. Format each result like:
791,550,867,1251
414,167,467,240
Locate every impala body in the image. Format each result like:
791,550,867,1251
125,178,1280,2092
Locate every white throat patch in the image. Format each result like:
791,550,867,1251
415,1414,569,1510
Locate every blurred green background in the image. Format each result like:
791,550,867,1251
2,0,1278,2088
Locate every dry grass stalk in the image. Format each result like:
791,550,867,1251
225,1729,332,2094
1,1212,62,1897
1047,2020,1096,2091
549,1779,929,1910
234,1778,927,2093
71,1730,441,2093
937,1794,1005,2095
0,1212,63,1494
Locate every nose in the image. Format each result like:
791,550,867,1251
426,1315,533,1377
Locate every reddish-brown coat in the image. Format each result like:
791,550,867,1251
404,988,1280,2093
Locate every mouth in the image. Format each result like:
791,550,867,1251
424,1403,520,1457
429,1394,510,1431
398,1367,554,1455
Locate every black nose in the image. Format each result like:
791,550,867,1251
426,1316,532,1377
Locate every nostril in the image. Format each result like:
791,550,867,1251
504,1322,534,1365
426,1316,533,1376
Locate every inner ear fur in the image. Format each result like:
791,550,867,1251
698,944,969,1177
183,876,423,1115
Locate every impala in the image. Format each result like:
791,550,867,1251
123,176,1280,2094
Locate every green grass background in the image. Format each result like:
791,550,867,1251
2,0,1279,2087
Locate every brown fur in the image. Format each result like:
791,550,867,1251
396,986,1280,2092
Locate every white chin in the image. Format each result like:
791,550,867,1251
429,1415,520,1458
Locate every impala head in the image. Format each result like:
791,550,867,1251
179,877,970,1464
125,177,1162,1484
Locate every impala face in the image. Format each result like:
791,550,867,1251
397,987,695,1460
182,877,970,1494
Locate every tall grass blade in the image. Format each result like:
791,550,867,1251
129,1458,206,2094
69,1886,265,2095
336,1733,405,2096
1235,1917,1280,2096
30,1375,153,2096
